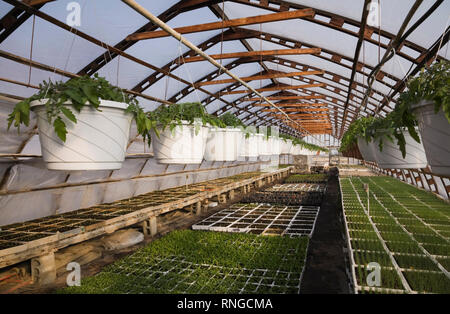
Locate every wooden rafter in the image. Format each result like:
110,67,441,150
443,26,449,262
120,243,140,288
242,95,325,101
178,48,321,63
270,113,329,117
194,70,324,87
126,8,315,41
253,103,327,107
262,108,329,112
219,83,325,95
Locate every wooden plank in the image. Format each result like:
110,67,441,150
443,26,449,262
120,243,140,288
219,83,325,95
242,95,325,101
179,48,321,63
269,114,328,118
252,102,326,107
195,70,324,87
126,8,315,41
262,108,329,112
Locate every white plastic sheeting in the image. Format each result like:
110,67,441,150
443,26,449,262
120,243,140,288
0,156,265,226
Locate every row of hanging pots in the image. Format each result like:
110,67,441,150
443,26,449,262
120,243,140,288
29,100,319,168
357,101,450,176
151,124,288,164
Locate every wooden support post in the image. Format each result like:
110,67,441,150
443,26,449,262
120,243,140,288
229,189,235,200
143,217,157,236
196,201,202,216
31,252,56,285
219,194,227,204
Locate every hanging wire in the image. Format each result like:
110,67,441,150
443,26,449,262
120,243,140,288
178,38,202,104
27,14,35,86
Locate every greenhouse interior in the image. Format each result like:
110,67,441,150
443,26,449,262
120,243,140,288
0,0,449,299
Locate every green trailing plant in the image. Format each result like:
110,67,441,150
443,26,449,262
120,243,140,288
292,137,328,153
147,102,225,138
218,111,245,128
7,74,153,144
339,116,376,153
398,59,450,122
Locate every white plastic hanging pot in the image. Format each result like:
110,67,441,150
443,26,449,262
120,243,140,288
357,136,378,162
269,136,281,155
151,120,208,164
258,134,271,156
31,99,132,170
374,127,428,169
280,139,293,154
204,127,242,161
240,133,259,158
412,100,450,176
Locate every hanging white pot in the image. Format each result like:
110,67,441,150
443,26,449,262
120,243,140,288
258,134,271,156
280,139,293,154
204,127,242,161
31,99,132,170
151,120,208,164
374,127,428,169
240,132,259,158
357,136,378,162
269,136,281,155
412,100,450,176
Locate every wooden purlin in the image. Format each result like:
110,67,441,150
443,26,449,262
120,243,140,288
126,8,315,40
194,70,324,87
253,103,327,107
219,83,325,95
262,108,329,112
242,95,325,101
178,48,321,63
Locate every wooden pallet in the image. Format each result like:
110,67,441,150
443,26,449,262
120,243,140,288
0,168,291,270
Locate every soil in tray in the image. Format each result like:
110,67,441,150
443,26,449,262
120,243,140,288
230,223,250,228
0,231,24,241
212,222,232,227
248,229,264,235
14,233,53,242
0,240,24,250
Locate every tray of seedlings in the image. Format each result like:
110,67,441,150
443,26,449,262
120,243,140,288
192,203,320,238
340,176,450,294
59,230,309,294
284,174,328,184
241,183,326,206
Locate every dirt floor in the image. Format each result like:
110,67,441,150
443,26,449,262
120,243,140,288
300,167,351,294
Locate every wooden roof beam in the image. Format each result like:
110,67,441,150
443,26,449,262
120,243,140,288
252,102,327,107
126,8,315,41
219,83,325,95
178,48,321,63
242,95,325,101
195,70,324,87
262,108,329,112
